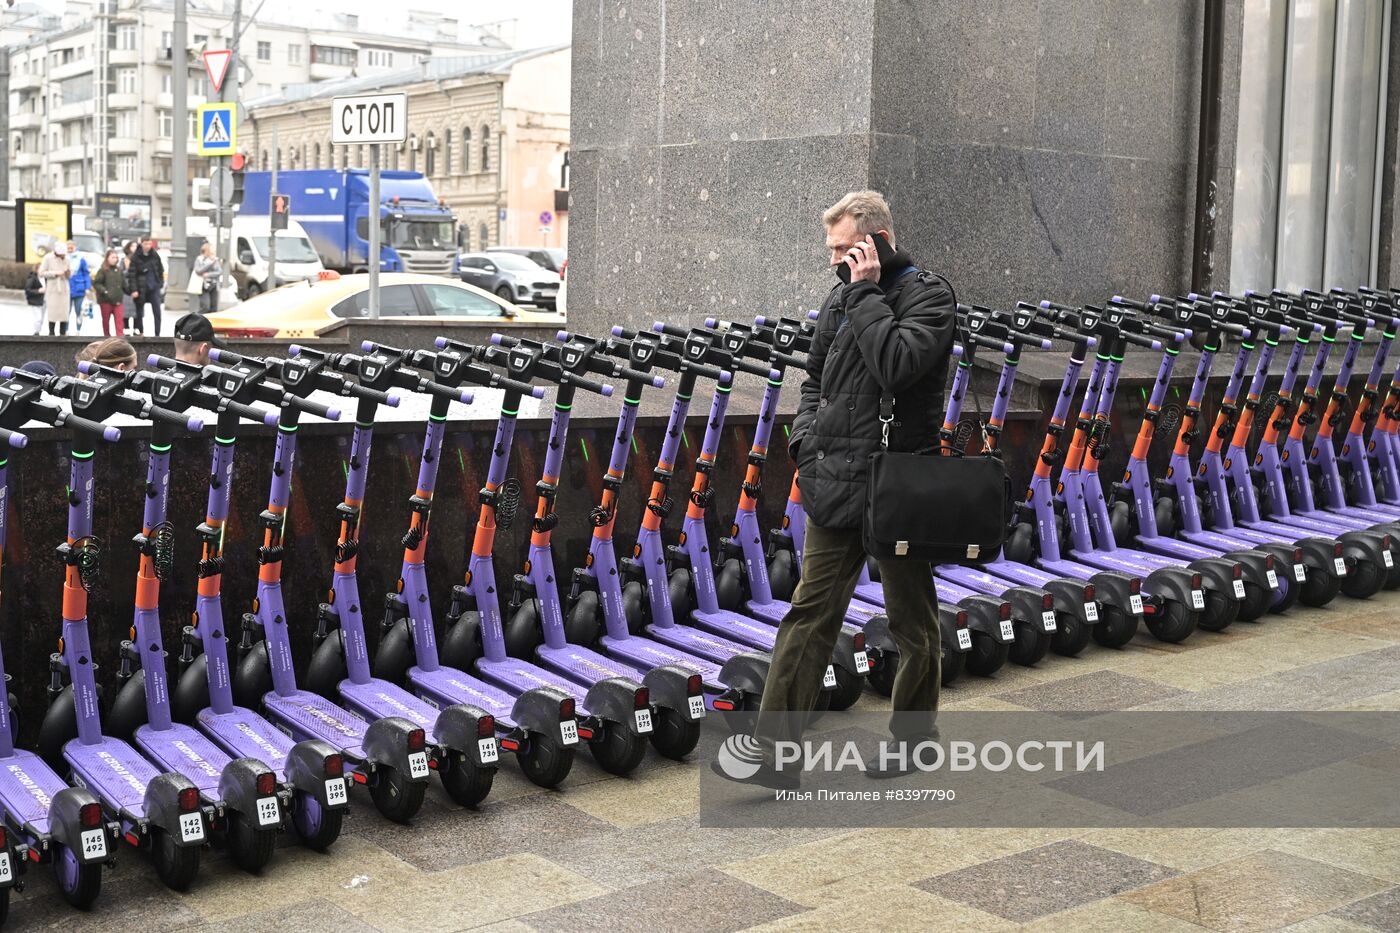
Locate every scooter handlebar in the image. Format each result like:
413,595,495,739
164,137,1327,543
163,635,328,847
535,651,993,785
145,403,205,433
0,426,28,449
617,367,666,389
286,395,341,421
563,374,614,397
424,381,474,405
653,321,688,339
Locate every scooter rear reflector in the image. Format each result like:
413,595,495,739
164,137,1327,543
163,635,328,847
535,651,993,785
178,787,200,813
255,771,276,797
406,729,427,752
80,802,103,829
634,688,650,709
686,674,703,696
477,716,496,738
559,698,575,720
324,753,344,777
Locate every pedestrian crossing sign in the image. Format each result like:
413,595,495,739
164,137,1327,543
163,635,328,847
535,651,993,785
197,103,237,155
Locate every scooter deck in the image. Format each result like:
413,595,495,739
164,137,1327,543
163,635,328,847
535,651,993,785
65,736,161,819
853,582,886,608
338,677,449,743
474,658,599,718
745,598,882,629
536,642,682,689
642,621,764,665
408,665,520,728
196,706,298,781
134,722,231,797
686,607,780,650
0,749,70,835
1133,534,1228,562
592,634,729,686
261,690,369,759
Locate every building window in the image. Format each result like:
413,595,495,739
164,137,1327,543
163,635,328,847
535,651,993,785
480,125,490,172
461,127,471,173
193,33,208,46
257,41,271,62
311,46,356,67
116,155,136,182
161,30,172,52
391,144,399,171
288,44,301,64
158,109,172,138
443,131,452,177
424,133,435,175
188,110,199,141
161,72,171,94
275,147,281,169
117,67,137,94
407,134,417,172
479,222,490,250
116,110,137,137
116,24,136,50
261,149,268,171
313,142,321,167
189,71,207,98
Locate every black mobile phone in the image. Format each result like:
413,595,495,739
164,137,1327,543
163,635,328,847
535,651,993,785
835,232,896,284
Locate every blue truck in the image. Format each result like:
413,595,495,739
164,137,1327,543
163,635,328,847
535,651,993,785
239,169,458,275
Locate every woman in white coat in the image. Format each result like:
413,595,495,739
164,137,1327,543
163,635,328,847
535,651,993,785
39,243,71,336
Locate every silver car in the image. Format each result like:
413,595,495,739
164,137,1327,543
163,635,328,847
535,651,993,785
457,251,561,310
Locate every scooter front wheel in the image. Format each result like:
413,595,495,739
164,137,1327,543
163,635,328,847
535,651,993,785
369,765,427,824
964,632,1009,677
589,723,648,776
1091,603,1138,648
226,808,277,873
768,550,797,601
1235,580,1270,622
867,652,898,698
621,582,649,636
290,791,343,851
1298,567,1341,607
941,646,965,687
54,842,101,909
649,708,702,761
1007,623,1050,667
440,750,495,809
1196,588,1238,632
714,558,744,611
1050,612,1091,657
151,826,201,891
517,732,575,788
1144,599,1196,643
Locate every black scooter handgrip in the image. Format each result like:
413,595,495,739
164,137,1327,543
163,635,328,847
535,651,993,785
616,367,666,389
424,381,474,405
653,321,689,339
1123,332,1164,350
729,355,779,379
146,353,197,373
494,375,546,399
0,425,28,449
341,382,401,408
562,374,614,397
286,395,342,421
58,411,122,442
362,339,409,358
220,395,280,426
207,347,249,366
1143,323,1189,342
144,402,205,433
610,325,641,341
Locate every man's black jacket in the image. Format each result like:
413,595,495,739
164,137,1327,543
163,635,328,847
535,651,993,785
127,249,165,297
788,252,956,530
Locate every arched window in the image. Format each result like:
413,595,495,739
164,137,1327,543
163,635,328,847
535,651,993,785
261,149,268,171
480,125,490,172
274,147,281,169
424,132,435,176
443,130,452,176
407,134,417,172
391,144,400,171
479,221,489,250
313,142,321,168
462,127,471,172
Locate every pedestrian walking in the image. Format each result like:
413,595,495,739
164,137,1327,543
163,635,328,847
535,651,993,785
193,241,222,313
67,240,92,334
735,191,956,787
39,244,71,336
121,240,140,332
92,249,127,337
24,263,45,335
128,238,164,336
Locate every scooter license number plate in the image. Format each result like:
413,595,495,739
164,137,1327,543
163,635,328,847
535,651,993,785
956,629,973,651
1084,601,1099,622
560,720,579,745
998,619,1015,642
1040,610,1057,633
1385,550,1395,569
634,708,653,734
407,751,430,780
1191,589,1206,610
1232,579,1246,600
1129,594,1144,615
1335,557,1348,576
0,851,12,884
854,650,870,674
256,796,281,828
1294,563,1307,582
80,828,107,860
688,695,707,719
325,777,348,807
478,738,499,764
1266,569,1279,589
178,811,204,844
822,666,838,689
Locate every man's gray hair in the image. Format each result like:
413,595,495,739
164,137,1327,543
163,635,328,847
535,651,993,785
822,190,895,241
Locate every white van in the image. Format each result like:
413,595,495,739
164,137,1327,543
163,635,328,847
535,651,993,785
186,216,325,299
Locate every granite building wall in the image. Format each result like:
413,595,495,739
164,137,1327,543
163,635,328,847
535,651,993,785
566,0,1244,334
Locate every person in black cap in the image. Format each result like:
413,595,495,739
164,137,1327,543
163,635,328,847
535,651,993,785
174,312,218,366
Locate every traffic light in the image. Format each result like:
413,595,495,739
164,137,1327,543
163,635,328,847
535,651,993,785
230,152,246,207
270,192,290,231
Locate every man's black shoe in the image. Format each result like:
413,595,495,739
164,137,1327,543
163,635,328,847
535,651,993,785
864,732,940,780
710,758,801,790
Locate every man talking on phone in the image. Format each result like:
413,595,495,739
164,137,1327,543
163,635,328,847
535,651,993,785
733,191,956,786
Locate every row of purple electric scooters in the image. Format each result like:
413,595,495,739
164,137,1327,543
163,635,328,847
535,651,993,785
0,287,1396,916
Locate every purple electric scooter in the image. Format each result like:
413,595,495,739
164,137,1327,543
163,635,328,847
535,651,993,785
495,332,712,760
367,340,585,790
433,337,658,778
563,330,774,713
94,362,289,874
286,344,502,810
0,377,116,909
215,349,436,825
21,368,211,891
1336,289,1400,524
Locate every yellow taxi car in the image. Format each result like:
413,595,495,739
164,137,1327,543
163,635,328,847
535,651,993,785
204,271,563,339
